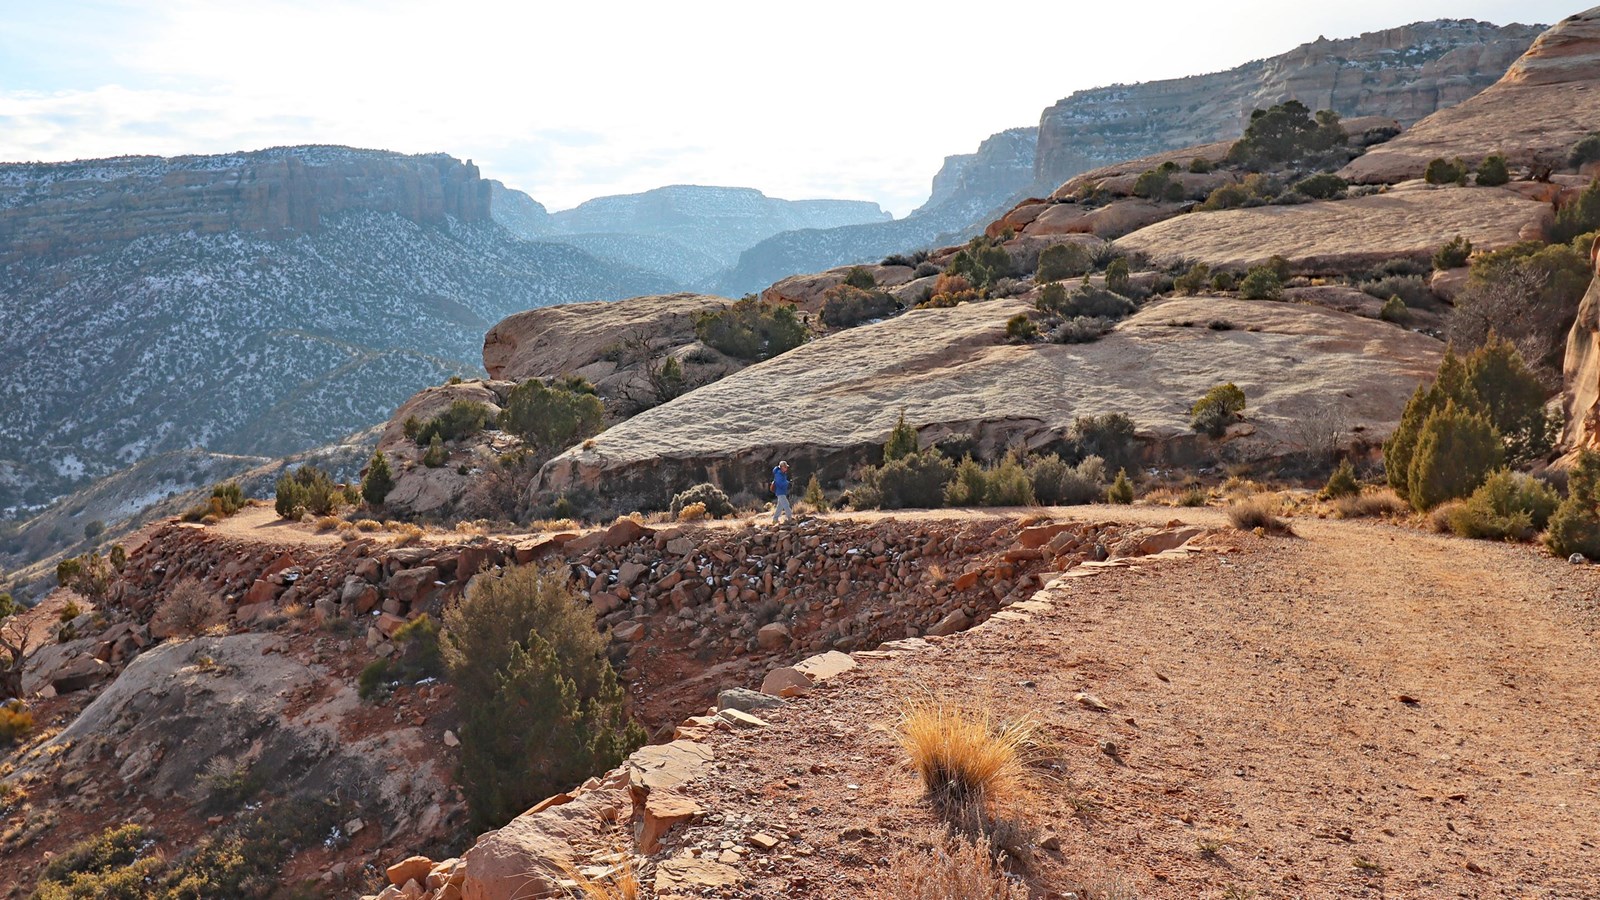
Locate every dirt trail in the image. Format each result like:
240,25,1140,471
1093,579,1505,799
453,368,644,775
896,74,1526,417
666,515,1600,898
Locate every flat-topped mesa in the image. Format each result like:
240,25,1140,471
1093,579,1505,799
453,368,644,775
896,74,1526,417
0,145,491,262
1034,18,1543,191
1342,9,1600,183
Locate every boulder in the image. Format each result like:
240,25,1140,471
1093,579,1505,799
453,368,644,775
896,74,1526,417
756,622,791,650
482,293,733,382
387,856,433,888
717,688,786,713
386,566,440,606
460,768,632,900
1024,198,1184,239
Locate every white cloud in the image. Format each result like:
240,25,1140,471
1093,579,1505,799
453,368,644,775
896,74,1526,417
0,0,1577,214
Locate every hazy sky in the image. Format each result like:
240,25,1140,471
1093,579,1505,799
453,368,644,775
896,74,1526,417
0,1,1576,215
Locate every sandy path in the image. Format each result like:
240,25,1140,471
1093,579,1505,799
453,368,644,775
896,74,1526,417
672,515,1600,898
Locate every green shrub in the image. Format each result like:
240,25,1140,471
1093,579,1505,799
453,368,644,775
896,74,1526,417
695,298,809,361
200,755,264,813
1104,257,1131,294
1475,154,1510,187
843,266,876,289
1406,401,1502,511
1188,157,1214,174
1209,270,1237,292
361,451,394,506
857,448,953,510
1046,316,1115,344
444,565,646,832
884,411,919,463
1543,450,1600,558
1294,173,1347,200
1424,157,1468,185
1432,235,1472,270
1036,243,1093,282
1552,178,1600,244
1133,168,1185,202
1237,266,1282,300
1379,295,1409,323
945,235,1013,289
1174,263,1210,294
1004,314,1038,343
35,823,159,898
413,399,492,446
985,457,1035,506
0,699,32,744
56,550,113,602
1568,133,1600,169
820,284,898,328
669,483,734,519
358,658,392,701
1191,383,1246,438
1362,274,1430,308
499,377,605,452
943,457,988,507
1200,183,1250,211
1036,282,1135,320
1070,413,1139,474
1029,454,1106,505
1106,469,1135,504
1445,470,1558,540
273,465,342,519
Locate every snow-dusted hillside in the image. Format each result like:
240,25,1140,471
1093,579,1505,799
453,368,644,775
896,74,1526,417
0,204,676,510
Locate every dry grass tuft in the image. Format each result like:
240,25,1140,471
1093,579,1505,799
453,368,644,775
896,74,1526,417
1333,490,1408,520
455,520,487,535
314,515,341,532
676,501,708,522
1428,500,1464,534
355,519,383,532
879,834,1026,900
1226,497,1295,536
898,697,1033,806
552,850,640,900
390,523,425,546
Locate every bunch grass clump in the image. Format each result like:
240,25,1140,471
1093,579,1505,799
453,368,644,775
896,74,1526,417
898,697,1033,807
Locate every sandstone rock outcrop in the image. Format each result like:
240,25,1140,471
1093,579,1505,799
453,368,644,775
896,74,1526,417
1341,11,1600,183
1035,19,1543,191
482,293,733,382
1115,182,1550,274
1561,239,1600,453
535,296,1441,508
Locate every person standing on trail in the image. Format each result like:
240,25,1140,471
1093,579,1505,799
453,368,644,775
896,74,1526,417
771,460,793,524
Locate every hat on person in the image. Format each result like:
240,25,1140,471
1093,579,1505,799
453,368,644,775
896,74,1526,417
779,460,789,468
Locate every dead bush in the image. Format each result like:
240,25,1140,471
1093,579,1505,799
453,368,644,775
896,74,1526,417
1226,497,1295,535
1333,491,1407,520
152,579,224,638
878,834,1026,900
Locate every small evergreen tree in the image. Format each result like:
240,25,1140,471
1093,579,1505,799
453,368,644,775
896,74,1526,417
1106,468,1135,504
444,566,645,832
1104,257,1131,294
843,266,876,289
884,412,918,463
802,474,830,512
1432,235,1473,270
1406,401,1502,510
1475,154,1510,187
362,451,395,506
1036,243,1092,282
1321,459,1360,499
422,434,447,468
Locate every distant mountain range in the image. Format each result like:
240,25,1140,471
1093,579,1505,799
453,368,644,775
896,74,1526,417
710,17,1543,297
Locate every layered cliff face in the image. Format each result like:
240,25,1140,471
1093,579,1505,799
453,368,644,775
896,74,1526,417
0,145,491,264
1034,19,1543,193
711,128,1037,297
0,147,675,513
1343,9,1600,183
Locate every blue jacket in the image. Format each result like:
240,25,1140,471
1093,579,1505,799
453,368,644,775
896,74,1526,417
773,466,789,496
